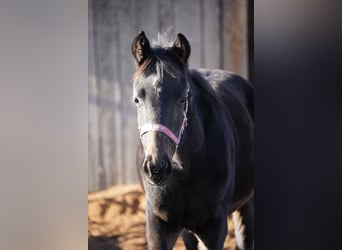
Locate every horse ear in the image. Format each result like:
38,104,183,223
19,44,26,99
172,33,191,64
131,31,152,66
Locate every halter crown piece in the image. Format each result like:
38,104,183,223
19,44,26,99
139,83,190,148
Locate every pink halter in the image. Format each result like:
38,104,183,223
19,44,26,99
139,84,190,147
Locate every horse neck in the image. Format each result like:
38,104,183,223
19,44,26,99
178,72,234,156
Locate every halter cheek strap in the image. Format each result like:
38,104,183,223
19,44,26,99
138,84,189,147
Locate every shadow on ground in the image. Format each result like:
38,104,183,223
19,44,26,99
89,235,120,250
88,184,236,250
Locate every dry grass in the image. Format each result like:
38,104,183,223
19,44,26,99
88,184,236,250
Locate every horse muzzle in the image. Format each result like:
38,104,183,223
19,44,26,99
143,155,172,186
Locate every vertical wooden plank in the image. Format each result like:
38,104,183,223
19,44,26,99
88,0,99,192
93,0,120,188
135,0,159,39
92,0,107,190
247,0,253,82
174,0,202,69
157,0,175,31
222,0,248,78
202,0,221,69
118,0,139,184
111,0,126,185
239,0,248,78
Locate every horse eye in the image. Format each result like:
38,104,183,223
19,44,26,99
179,98,186,105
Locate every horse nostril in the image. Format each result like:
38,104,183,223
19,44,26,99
150,161,164,175
143,158,152,178
160,159,172,175
143,156,172,185
159,160,168,169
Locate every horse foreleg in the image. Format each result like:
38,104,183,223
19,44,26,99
195,211,228,250
182,229,199,250
232,197,254,250
145,205,180,250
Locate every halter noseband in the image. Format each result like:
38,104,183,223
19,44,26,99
139,83,190,148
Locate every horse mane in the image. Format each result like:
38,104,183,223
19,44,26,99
187,68,237,200
188,69,228,113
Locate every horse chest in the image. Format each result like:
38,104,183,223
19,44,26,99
146,186,220,228
146,190,184,222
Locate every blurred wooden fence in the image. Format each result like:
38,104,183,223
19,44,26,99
88,0,251,192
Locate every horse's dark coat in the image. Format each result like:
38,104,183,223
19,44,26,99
132,31,254,250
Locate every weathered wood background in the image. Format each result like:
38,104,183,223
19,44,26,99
89,0,251,192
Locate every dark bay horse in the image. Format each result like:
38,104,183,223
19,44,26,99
131,31,254,250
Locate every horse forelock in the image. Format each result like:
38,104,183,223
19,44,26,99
151,27,176,48
133,52,181,83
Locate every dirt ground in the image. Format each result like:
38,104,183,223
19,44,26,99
88,184,236,250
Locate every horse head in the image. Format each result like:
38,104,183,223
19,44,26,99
131,31,191,186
